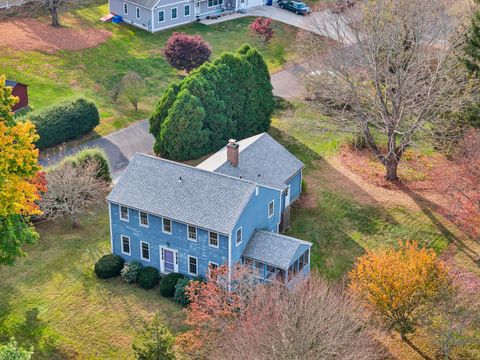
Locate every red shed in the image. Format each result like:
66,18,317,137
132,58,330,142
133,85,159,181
6,80,29,112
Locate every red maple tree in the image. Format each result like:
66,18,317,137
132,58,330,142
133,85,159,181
249,17,274,44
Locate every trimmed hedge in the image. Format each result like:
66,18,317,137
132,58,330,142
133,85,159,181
94,254,124,279
29,98,100,149
159,273,185,297
60,148,111,182
138,267,160,289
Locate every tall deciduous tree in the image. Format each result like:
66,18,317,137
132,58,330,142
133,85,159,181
163,33,211,73
349,241,451,338
132,314,176,360
120,72,147,111
0,75,44,265
305,0,476,180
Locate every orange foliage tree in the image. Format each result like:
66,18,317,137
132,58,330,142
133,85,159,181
349,241,451,338
0,75,45,265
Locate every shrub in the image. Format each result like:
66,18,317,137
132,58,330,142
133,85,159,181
160,273,185,297
249,17,274,44
121,261,143,284
94,254,125,279
0,338,33,360
28,98,99,149
174,277,203,306
138,267,160,289
163,32,211,73
60,148,111,182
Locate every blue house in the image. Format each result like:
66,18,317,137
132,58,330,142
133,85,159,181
107,133,312,286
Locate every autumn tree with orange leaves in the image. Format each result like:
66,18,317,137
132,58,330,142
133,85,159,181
0,75,45,265
349,241,452,339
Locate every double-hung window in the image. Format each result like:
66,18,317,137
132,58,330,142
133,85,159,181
209,232,219,248
120,206,129,221
136,7,140,19
268,200,274,218
171,7,177,19
236,227,242,246
139,211,148,227
158,10,165,22
121,235,130,255
188,256,198,276
141,241,150,261
208,0,223,6
188,225,197,242
163,218,172,233
184,4,190,16
123,3,128,14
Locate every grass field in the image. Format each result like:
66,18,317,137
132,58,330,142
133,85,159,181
0,2,299,136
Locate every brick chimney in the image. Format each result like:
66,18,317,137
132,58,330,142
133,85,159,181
227,139,239,167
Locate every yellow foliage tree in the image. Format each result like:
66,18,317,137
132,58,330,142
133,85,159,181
0,75,44,265
349,241,451,338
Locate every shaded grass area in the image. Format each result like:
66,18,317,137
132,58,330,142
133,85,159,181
0,2,299,135
0,208,185,359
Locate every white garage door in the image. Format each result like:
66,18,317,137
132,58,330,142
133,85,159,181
246,0,263,8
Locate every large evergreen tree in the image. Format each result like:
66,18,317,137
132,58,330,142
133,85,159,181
149,45,274,161
463,1,480,76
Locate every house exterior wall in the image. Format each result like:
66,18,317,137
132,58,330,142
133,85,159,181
152,0,195,31
109,203,229,278
110,0,153,30
11,84,28,112
230,186,282,264
282,169,302,211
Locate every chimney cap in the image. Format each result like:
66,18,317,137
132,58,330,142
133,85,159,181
228,139,237,144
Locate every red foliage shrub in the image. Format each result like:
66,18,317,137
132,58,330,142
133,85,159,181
249,17,274,44
163,32,211,72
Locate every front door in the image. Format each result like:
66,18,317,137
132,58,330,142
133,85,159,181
160,247,178,274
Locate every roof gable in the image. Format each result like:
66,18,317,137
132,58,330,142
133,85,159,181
196,133,304,190
107,153,257,234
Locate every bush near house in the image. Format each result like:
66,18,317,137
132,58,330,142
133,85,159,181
28,98,99,149
138,267,160,289
150,44,275,161
59,148,111,182
94,254,125,279
174,277,203,306
159,273,185,297
121,261,143,284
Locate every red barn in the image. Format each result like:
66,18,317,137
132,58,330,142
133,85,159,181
6,80,29,112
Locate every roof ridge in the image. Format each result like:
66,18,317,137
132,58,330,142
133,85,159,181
256,229,313,246
136,153,261,187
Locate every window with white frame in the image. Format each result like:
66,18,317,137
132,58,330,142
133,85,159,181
184,4,190,16
208,0,222,6
163,218,172,233
268,200,274,218
208,262,218,274
121,235,130,255
123,2,128,14
209,232,218,248
139,211,148,227
188,256,198,276
141,241,150,261
158,10,165,22
120,206,129,221
188,225,197,242
236,227,242,246
171,7,177,19
136,7,140,18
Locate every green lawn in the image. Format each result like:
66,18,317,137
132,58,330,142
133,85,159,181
0,2,299,136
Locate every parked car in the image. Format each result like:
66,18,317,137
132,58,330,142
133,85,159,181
277,0,311,15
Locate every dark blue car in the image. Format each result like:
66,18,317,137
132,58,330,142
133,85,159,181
277,0,311,15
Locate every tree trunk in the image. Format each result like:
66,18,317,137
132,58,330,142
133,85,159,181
385,156,399,181
51,6,59,27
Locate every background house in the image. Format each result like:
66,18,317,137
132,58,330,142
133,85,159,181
108,0,264,32
6,80,29,112
107,133,311,286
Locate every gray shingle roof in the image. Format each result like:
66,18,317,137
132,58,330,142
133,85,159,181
242,230,312,269
196,133,304,190
107,153,256,234
124,0,159,9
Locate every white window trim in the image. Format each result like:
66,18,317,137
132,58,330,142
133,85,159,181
184,4,190,16
140,241,150,261
208,231,219,248
171,6,178,19
139,211,149,228
268,200,274,219
158,9,165,22
136,6,140,18
235,227,242,247
188,255,198,276
123,2,128,14
208,261,219,273
188,225,197,242
121,235,131,255
162,218,172,234
120,206,129,222
207,0,222,8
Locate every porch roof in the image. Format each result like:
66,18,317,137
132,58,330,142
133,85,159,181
242,230,312,269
